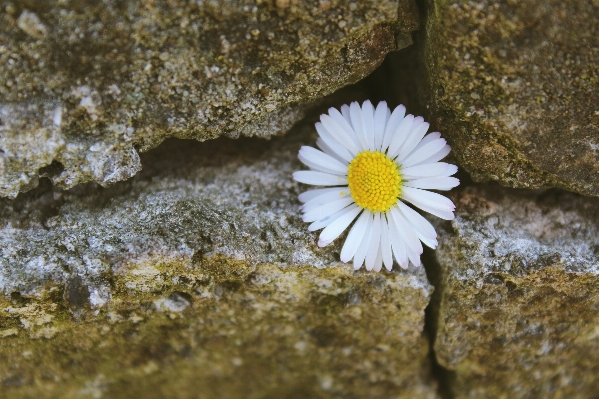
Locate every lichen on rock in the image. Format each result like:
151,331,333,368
432,184,599,398
0,0,419,198
0,123,437,398
424,0,599,196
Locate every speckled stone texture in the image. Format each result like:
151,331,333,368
432,185,599,398
0,0,419,198
424,0,599,196
0,124,437,399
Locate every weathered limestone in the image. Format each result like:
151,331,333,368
0,0,419,198
425,0,599,196
433,185,599,398
0,124,437,398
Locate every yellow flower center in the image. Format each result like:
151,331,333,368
347,151,402,213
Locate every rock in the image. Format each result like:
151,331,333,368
0,0,419,198
432,185,599,398
424,0,599,196
0,123,437,398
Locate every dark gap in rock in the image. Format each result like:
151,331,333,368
422,246,456,399
64,274,90,311
17,175,40,193
0,178,64,229
303,33,427,123
39,160,65,179
405,0,457,397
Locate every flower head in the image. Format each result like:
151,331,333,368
293,101,459,272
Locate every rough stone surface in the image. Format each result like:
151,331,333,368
0,0,419,198
0,123,437,398
424,0,599,196
432,185,599,398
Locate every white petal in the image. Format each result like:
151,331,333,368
385,106,391,135
340,104,352,125
387,114,414,158
402,189,455,220
404,177,460,191
315,122,355,163
380,216,393,271
389,207,423,264
412,204,454,220
401,162,458,179
386,213,408,269
309,203,353,231
302,188,351,211
407,248,422,267
298,187,349,203
402,186,455,211
413,144,452,166
318,205,361,247
411,132,441,153
321,114,360,155
293,171,348,186
299,146,348,175
390,210,422,268
353,211,374,270
396,119,429,162
298,155,344,176
420,132,442,144
401,139,447,168
328,107,360,148
373,247,383,272
361,100,376,150
398,202,438,249
374,101,388,151
365,213,382,271
316,138,350,164
340,210,371,262
302,196,354,222
381,105,406,152
349,101,369,151
309,211,342,231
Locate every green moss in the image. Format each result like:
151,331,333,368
0,260,435,398
424,0,599,196
433,185,599,398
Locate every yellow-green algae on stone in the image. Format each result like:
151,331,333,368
424,0,599,196
0,0,419,198
0,262,435,399
0,124,437,398
431,185,599,398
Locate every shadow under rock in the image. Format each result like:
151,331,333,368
136,135,275,181
0,122,316,228
422,245,457,399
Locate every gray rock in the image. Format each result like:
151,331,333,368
432,185,599,398
424,0,599,196
0,0,419,198
0,123,437,398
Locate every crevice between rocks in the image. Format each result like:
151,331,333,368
422,247,456,399
405,0,459,396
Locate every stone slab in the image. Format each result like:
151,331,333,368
433,185,599,398
425,0,599,196
0,123,437,398
0,0,419,198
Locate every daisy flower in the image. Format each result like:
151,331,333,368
293,100,459,272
